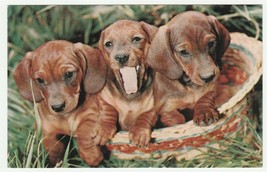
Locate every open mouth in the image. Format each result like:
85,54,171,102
119,65,141,94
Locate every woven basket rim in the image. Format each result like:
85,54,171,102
217,32,262,114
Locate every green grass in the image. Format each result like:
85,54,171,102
8,5,262,168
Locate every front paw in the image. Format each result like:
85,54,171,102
193,108,219,126
92,124,116,146
48,155,63,167
129,125,151,147
79,146,103,167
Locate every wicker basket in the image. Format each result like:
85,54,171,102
106,32,262,160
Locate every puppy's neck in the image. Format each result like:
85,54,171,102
77,83,87,107
139,67,153,92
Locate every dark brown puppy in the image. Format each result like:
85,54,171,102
147,11,230,127
93,20,158,147
13,40,107,166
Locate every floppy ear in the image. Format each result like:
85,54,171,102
13,52,43,103
73,43,107,94
209,16,231,67
98,30,105,54
140,21,158,43
146,26,183,80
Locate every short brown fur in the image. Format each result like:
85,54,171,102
13,40,107,166
93,20,158,147
147,11,230,127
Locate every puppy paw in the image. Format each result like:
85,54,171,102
80,146,103,167
193,108,219,126
48,155,63,167
92,124,116,146
129,125,151,148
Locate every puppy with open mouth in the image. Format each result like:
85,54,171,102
93,20,158,147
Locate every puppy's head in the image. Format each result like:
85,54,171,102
98,20,158,95
147,11,230,86
13,40,107,115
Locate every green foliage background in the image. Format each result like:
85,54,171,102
8,5,262,168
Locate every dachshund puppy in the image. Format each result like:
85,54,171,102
147,11,230,127
13,40,107,166
93,20,158,147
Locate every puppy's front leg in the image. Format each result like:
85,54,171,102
76,121,103,167
42,133,66,167
92,96,118,146
160,110,186,127
129,108,157,147
193,91,219,126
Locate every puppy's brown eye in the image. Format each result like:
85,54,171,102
208,40,216,48
179,49,190,57
64,71,74,80
36,78,44,84
132,36,142,43
104,41,112,48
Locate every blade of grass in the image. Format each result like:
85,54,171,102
25,132,36,167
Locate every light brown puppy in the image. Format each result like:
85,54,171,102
147,11,230,127
93,20,158,147
13,40,107,166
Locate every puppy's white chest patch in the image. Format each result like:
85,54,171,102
100,86,154,130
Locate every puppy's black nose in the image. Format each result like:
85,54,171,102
51,102,66,112
115,54,129,64
200,73,215,83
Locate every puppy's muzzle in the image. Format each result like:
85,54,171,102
51,102,66,112
115,54,129,65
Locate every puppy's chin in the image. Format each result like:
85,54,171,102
114,65,143,95
192,79,208,86
191,73,220,86
180,73,210,86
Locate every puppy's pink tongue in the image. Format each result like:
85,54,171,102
120,67,138,94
